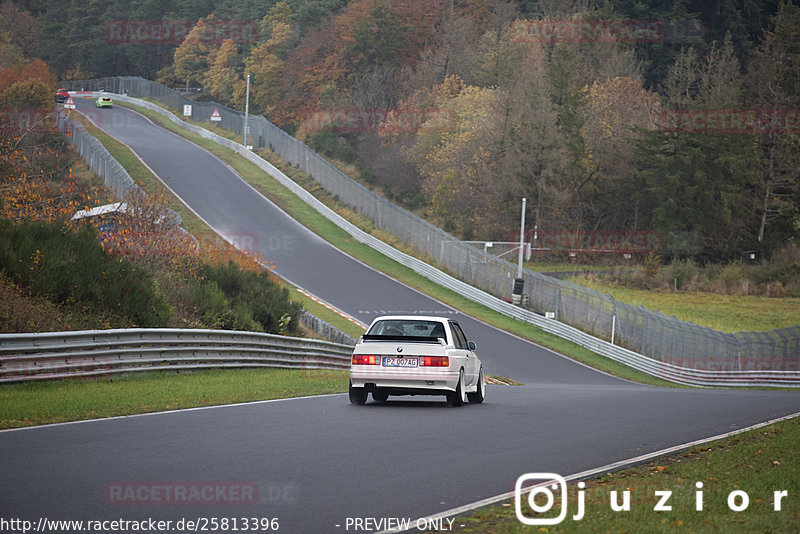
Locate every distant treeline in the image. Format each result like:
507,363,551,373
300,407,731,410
9,0,799,261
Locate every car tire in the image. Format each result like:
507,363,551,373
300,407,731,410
349,382,367,405
372,391,388,402
446,369,466,407
467,367,485,404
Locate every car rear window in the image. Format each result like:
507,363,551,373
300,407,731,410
365,320,447,341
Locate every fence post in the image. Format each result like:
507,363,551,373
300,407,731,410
611,297,617,345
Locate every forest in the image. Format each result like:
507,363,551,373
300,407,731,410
5,0,800,262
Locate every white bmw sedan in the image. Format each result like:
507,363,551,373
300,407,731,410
349,316,485,406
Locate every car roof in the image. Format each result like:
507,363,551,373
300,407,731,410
369,315,452,324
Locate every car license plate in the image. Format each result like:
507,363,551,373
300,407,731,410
382,357,417,368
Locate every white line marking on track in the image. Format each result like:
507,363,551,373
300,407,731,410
0,393,346,433
376,410,800,533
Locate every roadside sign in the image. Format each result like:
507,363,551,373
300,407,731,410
183,104,192,117
210,108,222,122
64,96,76,109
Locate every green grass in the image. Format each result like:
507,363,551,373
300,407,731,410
572,277,800,333
525,261,616,274
435,416,800,533
0,368,349,429
116,101,680,388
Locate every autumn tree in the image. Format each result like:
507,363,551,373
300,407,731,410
244,3,294,117
345,1,412,71
410,13,478,90
498,40,571,236
0,57,104,224
472,1,523,88
0,1,39,58
745,2,800,249
173,15,220,89
0,31,24,69
580,76,660,229
399,76,505,237
206,39,242,106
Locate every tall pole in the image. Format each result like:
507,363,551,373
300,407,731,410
517,197,526,279
243,73,250,148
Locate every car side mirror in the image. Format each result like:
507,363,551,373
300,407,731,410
467,341,477,351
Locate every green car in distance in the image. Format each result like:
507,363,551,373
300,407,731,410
96,96,113,108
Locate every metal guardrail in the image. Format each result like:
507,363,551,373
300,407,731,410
0,329,353,383
86,91,800,388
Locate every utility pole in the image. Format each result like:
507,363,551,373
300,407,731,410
517,197,526,279
243,73,250,148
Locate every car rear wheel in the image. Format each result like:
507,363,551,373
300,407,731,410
372,391,388,402
467,367,485,404
446,369,466,407
349,382,367,405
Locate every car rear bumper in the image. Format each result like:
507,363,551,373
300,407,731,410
350,368,460,394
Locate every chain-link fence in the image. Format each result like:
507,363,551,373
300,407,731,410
60,77,800,372
299,311,357,346
55,110,140,199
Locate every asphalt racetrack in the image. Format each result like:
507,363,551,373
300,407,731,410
1,98,798,533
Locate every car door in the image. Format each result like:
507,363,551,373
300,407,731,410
449,321,477,386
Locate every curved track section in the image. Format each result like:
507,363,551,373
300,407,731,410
1,99,797,533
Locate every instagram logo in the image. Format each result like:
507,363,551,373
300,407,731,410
515,473,584,525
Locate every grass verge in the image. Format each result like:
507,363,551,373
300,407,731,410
569,276,800,333
117,101,679,388
0,368,349,429
433,415,800,533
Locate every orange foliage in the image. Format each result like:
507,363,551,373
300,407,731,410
0,57,100,224
0,58,54,93
276,0,448,126
0,139,110,223
93,189,272,277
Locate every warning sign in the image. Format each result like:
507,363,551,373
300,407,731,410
64,96,76,109
210,108,222,122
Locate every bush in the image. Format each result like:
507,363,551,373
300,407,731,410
195,261,300,334
654,258,700,291
595,244,800,297
0,218,172,327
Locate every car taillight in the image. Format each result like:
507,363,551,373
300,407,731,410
421,356,449,367
352,354,379,365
